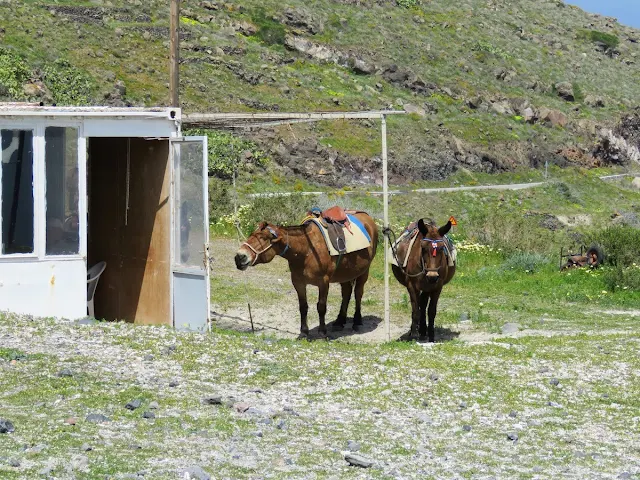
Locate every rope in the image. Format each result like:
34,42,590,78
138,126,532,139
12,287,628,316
232,163,255,334
382,226,426,278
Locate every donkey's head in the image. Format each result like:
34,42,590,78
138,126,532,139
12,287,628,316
234,222,285,270
417,218,452,283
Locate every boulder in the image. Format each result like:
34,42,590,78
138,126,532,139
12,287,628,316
281,7,324,35
584,95,605,107
555,82,575,101
631,177,640,190
523,107,536,123
541,109,568,127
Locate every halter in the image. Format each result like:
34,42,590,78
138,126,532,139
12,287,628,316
422,237,446,257
402,237,447,278
242,227,289,266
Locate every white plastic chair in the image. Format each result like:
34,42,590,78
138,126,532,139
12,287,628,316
87,261,106,318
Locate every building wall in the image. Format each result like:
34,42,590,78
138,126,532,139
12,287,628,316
0,259,86,318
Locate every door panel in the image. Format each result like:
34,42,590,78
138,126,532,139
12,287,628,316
171,137,209,332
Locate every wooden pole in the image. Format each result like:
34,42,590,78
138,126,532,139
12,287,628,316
170,0,180,107
382,115,390,342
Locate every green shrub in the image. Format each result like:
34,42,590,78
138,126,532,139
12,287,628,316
602,265,640,292
209,178,233,224
240,194,308,234
578,30,619,50
42,59,94,105
396,0,420,8
0,47,30,99
185,129,269,179
500,252,551,273
586,226,640,267
251,8,286,46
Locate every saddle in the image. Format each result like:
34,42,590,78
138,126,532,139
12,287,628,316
307,206,354,254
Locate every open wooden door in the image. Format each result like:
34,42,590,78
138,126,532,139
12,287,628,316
171,137,210,332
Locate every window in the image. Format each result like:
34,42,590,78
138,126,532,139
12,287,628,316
1,129,34,255
45,127,79,255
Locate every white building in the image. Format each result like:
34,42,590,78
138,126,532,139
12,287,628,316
0,104,210,331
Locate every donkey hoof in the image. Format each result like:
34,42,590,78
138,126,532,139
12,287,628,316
352,324,360,332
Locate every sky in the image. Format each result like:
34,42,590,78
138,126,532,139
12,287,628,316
568,0,640,29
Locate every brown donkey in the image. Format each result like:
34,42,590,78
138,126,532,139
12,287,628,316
234,213,379,337
392,219,456,342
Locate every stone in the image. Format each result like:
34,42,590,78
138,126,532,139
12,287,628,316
347,440,361,452
202,395,223,405
9,458,20,467
183,465,211,480
509,410,518,418
631,178,640,190
547,401,563,408
86,413,111,424
142,411,155,419
234,403,250,413
555,82,575,101
585,95,605,107
459,401,467,409
430,373,439,382
0,419,15,433
502,323,520,334
523,107,536,123
168,380,179,387
144,354,154,361
549,378,560,386
463,425,472,432
57,368,74,377
276,419,286,430
81,443,92,452
125,399,142,410
149,401,159,410
507,432,519,442
546,110,568,127
65,417,77,425
345,453,374,468
404,103,426,117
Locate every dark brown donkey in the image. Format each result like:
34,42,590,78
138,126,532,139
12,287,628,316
392,219,456,342
234,213,378,337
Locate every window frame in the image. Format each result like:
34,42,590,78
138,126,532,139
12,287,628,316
0,119,85,261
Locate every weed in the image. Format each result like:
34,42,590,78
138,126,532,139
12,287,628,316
42,59,95,105
0,47,30,99
250,7,286,46
501,252,551,274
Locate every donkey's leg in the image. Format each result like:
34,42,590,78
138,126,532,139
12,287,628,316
292,277,309,337
352,271,369,330
407,285,420,340
317,281,330,337
334,281,353,330
418,291,428,341
427,290,442,343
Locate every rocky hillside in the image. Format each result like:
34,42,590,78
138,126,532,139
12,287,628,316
1,0,640,184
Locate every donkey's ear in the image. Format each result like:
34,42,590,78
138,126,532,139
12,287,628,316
257,221,268,231
418,218,428,235
438,221,452,237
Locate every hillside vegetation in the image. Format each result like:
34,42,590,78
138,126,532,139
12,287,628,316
2,0,640,184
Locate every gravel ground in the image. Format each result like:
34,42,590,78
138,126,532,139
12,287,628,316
1,311,639,479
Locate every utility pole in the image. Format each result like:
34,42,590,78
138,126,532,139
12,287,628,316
170,0,180,107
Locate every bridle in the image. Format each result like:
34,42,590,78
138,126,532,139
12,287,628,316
242,226,290,266
405,237,447,278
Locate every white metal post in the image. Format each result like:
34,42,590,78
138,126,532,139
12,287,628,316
382,115,390,341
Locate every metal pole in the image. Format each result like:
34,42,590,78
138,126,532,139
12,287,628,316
170,0,180,107
382,115,390,342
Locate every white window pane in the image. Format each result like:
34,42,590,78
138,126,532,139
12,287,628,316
45,127,79,255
